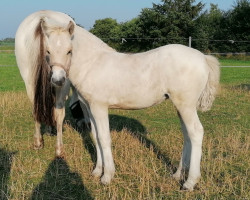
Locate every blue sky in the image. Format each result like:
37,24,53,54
1,0,235,39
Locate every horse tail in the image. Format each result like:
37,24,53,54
197,55,220,112
33,19,55,126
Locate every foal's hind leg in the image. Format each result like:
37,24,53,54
174,106,204,191
34,121,43,149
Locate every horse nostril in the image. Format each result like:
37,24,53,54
52,77,65,87
61,77,66,84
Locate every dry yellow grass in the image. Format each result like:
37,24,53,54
0,81,249,199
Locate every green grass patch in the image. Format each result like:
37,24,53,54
219,58,250,66
220,67,250,84
0,54,17,66
0,67,25,91
216,54,250,66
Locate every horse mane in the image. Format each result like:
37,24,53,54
33,19,55,126
77,26,116,52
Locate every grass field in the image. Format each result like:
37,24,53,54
0,53,250,199
218,54,250,66
1,46,250,66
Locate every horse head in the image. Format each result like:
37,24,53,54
40,18,75,87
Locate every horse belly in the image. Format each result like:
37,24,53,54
108,89,166,110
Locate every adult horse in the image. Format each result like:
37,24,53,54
15,10,75,157
69,26,220,190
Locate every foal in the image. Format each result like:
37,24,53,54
69,26,220,190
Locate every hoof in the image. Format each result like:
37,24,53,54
56,151,65,158
92,167,103,178
101,174,112,185
172,171,181,181
181,181,194,191
34,139,43,150
56,146,65,158
100,169,115,185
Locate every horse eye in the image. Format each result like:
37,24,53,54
47,50,50,55
67,50,72,55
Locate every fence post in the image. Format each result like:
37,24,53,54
189,36,192,48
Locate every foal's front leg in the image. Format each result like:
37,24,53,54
54,106,65,157
90,104,115,184
54,83,70,157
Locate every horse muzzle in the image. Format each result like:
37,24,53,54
51,76,65,87
50,65,68,87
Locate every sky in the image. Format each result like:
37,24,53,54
0,0,236,39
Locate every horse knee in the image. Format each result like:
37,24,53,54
188,123,204,144
54,107,65,124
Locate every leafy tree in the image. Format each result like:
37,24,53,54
192,0,250,53
90,18,121,49
150,0,204,46
89,0,250,53
125,0,204,51
119,18,142,52
226,0,250,52
192,4,224,52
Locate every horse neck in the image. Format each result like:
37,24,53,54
74,26,115,57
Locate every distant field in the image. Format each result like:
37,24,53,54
219,57,250,66
0,43,14,51
0,47,250,67
0,58,249,199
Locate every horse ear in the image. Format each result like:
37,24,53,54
67,21,74,36
40,18,49,37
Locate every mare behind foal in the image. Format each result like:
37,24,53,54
15,10,75,157
69,26,220,190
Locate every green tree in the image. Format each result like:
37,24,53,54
123,0,204,52
119,0,204,52
89,0,250,53
150,0,204,46
227,0,250,52
192,4,224,52
119,18,142,52
90,18,121,49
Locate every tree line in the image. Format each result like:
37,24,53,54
89,0,250,53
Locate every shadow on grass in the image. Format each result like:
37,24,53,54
65,98,174,172
64,101,96,164
30,158,93,200
234,83,250,91
0,148,16,200
109,114,174,170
